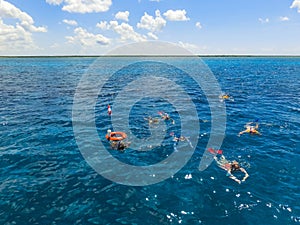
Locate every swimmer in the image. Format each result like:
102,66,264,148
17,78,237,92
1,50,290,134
238,122,261,136
214,154,249,184
158,111,175,124
219,93,234,102
170,132,193,149
173,135,188,142
110,141,131,151
144,116,160,125
221,94,230,99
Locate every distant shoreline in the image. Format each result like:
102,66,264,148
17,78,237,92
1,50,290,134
1,55,300,58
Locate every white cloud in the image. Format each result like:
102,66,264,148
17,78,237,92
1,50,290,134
66,27,110,46
163,9,190,21
290,0,300,13
258,18,269,24
0,19,34,53
63,19,78,26
96,19,148,42
147,32,158,40
109,21,147,42
115,11,129,22
45,0,63,5
150,0,160,2
0,0,47,32
0,0,47,54
96,21,109,30
137,10,166,32
46,0,112,13
195,22,202,29
279,16,289,21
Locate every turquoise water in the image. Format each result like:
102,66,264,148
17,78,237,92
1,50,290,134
0,57,299,224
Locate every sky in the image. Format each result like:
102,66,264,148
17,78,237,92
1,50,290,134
0,0,300,55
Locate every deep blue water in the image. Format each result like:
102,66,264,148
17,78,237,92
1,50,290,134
0,56,299,225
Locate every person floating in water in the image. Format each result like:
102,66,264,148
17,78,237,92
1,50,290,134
144,116,160,125
171,132,189,143
219,93,234,102
170,132,193,151
238,122,261,136
110,140,131,151
213,152,249,184
106,129,130,151
158,111,175,124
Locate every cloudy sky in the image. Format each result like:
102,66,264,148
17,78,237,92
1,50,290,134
1,0,300,55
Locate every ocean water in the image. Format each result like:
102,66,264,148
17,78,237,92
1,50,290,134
0,56,299,225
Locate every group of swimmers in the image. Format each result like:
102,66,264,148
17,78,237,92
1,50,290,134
105,99,260,184
105,108,177,151
212,95,262,184
215,120,260,184
214,121,260,184
106,109,192,151
146,112,194,149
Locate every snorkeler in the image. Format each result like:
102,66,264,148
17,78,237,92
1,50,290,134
214,153,249,184
106,129,130,151
110,140,131,151
158,111,175,124
170,132,193,150
219,93,234,102
220,94,230,99
173,136,188,142
144,116,160,125
238,122,261,136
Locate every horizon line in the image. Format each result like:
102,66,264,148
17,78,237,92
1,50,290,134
1,54,300,58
